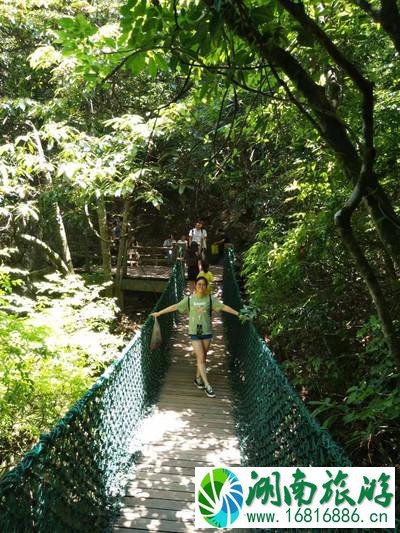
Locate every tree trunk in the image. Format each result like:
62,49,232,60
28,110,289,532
363,183,400,274
54,203,74,274
20,234,70,275
380,0,400,53
335,212,400,363
29,123,74,274
115,197,131,307
96,198,112,282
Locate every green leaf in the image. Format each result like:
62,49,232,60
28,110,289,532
147,57,158,78
120,0,139,17
170,54,179,72
126,53,146,75
103,37,116,49
58,17,75,29
235,49,253,66
75,14,97,37
134,0,147,17
83,73,98,82
251,5,275,25
143,16,157,33
154,52,169,72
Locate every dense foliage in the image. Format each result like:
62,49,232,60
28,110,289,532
1,0,399,473
0,269,124,475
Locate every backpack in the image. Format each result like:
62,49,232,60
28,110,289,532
187,295,212,317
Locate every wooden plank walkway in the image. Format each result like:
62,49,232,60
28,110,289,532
122,265,223,281
113,302,241,532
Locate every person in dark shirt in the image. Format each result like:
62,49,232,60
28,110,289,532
185,241,200,288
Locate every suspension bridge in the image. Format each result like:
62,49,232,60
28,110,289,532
0,250,352,532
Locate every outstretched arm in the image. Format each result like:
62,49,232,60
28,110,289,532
151,304,178,318
221,304,240,317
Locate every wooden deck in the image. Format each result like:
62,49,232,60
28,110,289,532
119,265,223,294
125,265,173,280
123,264,223,281
113,306,241,532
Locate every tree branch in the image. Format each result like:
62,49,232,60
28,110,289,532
84,204,109,242
266,59,323,136
212,85,230,156
277,0,370,92
351,0,380,21
20,234,70,274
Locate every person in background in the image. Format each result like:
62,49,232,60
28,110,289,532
176,235,188,260
185,241,200,289
189,221,207,260
163,234,176,264
111,219,121,241
110,218,121,264
199,220,208,260
197,260,213,295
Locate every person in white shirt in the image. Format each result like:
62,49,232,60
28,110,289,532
163,234,176,264
189,221,207,259
176,235,188,259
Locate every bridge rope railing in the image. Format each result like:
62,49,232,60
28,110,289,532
0,261,185,533
222,248,351,468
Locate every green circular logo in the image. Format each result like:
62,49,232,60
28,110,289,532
198,468,244,528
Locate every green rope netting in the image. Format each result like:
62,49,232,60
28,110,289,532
0,262,185,533
222,248,351,468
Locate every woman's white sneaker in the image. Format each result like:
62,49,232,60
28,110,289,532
204,385,216,398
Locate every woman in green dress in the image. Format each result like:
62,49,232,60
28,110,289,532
151,276,240,398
